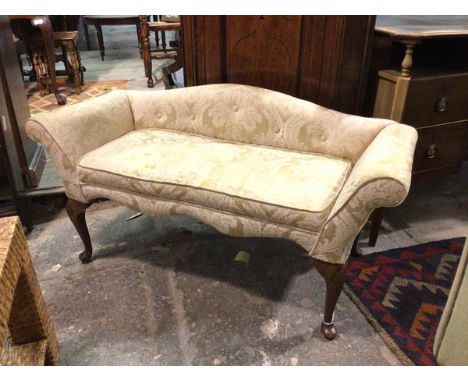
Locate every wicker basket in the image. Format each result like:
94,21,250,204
0,216,58,365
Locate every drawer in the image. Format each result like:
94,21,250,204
413,121,468,174
403,73,468,127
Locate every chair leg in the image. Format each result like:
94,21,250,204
312,258,346,340
350,234,363,257
66,198,93,263
139,16,154,88
368,208,384,247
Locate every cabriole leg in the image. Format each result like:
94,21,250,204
66,198,93,264
312,258,346,340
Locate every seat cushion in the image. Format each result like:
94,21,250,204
78,129,351,232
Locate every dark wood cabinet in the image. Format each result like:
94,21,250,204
366,16,468,178
182,16,375,115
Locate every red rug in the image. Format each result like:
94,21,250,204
344,237,465,365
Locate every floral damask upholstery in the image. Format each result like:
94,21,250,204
26,84,418,265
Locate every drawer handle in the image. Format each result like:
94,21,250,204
425,144,438,159
435,97,448,112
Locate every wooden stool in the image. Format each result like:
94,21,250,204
139,15,181,88
32,31,84,96
0,217,58,366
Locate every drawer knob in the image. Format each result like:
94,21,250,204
425,144,438,159
435,97,448,112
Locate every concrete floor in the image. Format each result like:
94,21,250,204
22,23,468,365
78,24,177,90
26,163,467,365
78,48,172,91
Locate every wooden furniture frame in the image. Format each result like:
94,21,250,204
0,216,58,365
24,85,415,341
366,16,468,243
32,31,84,96
139,15,181,88
83,16,141,61
10,16,66,105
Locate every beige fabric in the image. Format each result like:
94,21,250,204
26,91,134,202
82,185,319,252
433,240,468,365
127,84,391,164
312,123,418,263
78,129,351,232
25,84,418,264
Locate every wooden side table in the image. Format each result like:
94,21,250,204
83,16,141,61
9,16,67,105
0,216,58,365
32,31,84,96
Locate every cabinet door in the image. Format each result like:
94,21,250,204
225,16,303,95
181,15,375,115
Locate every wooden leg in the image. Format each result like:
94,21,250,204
136,23,143,59
139,16,154,88
350,234,363,257
161,30,167,53
368,208,384,247
154,30,160,48
66,199,93,263
16,197,33,233
69,47,81,94
96,23,105,61
84,21,91,51
75,45,85,85
31,53,45,95
162,32,183,89
61,45,70,75
33,16,66,105
312,258,346,340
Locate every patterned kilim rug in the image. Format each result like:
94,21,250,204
26,80,128,115
344,237,466,366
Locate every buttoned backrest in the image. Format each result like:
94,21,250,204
127,84,390,164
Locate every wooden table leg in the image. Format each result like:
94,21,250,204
95,22,105,61
161,30,167,53
83,19,91,51
32,16,66,105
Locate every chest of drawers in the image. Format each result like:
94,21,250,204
362,16,468,247
373,69,468,177
368,16,468,178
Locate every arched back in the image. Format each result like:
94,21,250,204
127,84,389,164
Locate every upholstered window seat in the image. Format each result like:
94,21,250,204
26,84,418,339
